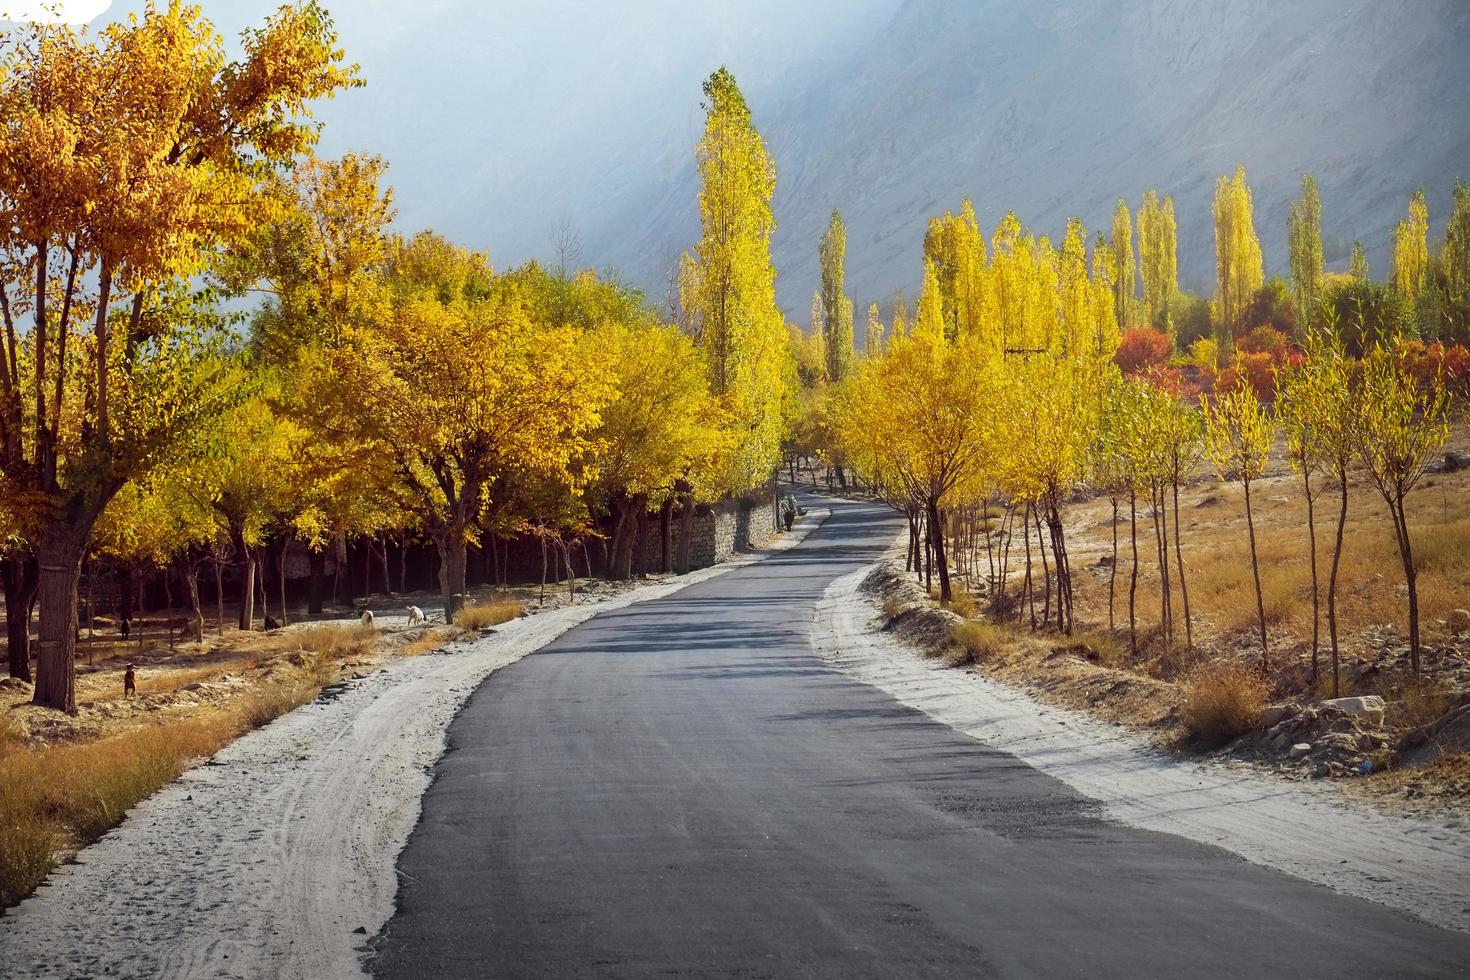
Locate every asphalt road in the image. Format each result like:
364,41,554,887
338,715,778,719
371,496,1470,979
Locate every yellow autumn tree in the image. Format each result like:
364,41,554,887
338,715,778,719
1391,188,1430,301
0,1,357,711
1213,165,1264,341
313,233,611,619
686,67,792,495
592,321,727,579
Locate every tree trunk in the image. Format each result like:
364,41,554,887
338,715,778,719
376,533,392,597
1303,468,1320,682
434,528,468,622
1034,507,1051,629
1128,491,1139,655
1171,474,1193,651
1326,464,1349,696
308,549,324,615
32,523,88,712
1022,501,1034,627
277,541,289,627
2,554,38,681
183,559,205,641
678,494,695,574
213,552,226,636
1243,477,1269,670
660,497,674,574
927,498,951,602
233,526,255,631
1108,498,1118,632
1390,493,1421,676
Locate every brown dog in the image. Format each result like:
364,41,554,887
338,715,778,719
124,663,136,698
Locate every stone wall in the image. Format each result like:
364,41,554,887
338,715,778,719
636,494,779,573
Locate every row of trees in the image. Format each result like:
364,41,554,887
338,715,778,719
827,191,1455,685
0,7,797,714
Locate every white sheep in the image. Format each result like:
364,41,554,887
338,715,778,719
360,610,376,628
406,605,426,626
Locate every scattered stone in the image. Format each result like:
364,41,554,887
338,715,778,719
1449,609,1470,635
1438,450,1470,473
1261,705,1293,728
1320,695,1386,725
1290,742,1313,759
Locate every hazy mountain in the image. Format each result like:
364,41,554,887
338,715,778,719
603,0,1470,316
90,0,1470,319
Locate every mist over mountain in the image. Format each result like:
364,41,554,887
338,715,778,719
98,0,1470,319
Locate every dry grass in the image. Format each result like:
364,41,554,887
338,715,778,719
942,590,982,619
1179,661,1269,748
881,596,908,619
454,599,524,630
949,620,1012,666
402,627,455,656
0,621,378,909
0,674,325,908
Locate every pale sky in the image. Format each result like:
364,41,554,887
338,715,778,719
1,0,111,22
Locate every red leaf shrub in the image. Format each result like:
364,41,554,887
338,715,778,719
1115,328,1173,375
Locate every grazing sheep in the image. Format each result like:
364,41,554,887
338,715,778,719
406,605,426,626
360,610,375,628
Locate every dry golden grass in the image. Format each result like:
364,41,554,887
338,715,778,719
881,596,908,619
402,627,455,656
1179,661,1269,747
454,599,524,630
950,620,1012,666
942,590,982,619
0,672,325,908
0,621,379,909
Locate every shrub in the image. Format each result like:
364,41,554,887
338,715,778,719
881,596,908,620
950,620,1009,665
1236,325,1291,359
1115,328,1174,375
1188,337,1220,373
1180,662,1269,747
454,599,524,630
943,590,981,619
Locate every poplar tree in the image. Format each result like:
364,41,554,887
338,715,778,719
1213,166,1265,340
1287,175,1325,330
1111,199,1136,330
689,67,791,493
864,303,884,356
1349,241,1370,282
1391,189,1430,300
819,209,854,382
1441,180,1470,325
1139,190,1180,335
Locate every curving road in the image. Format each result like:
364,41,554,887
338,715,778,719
371,495,1470,979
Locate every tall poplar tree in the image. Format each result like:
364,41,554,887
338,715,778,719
1213,165,1264,340
689,67,790,493
1110,199,1136,330
1392,189,1429,300
864,302,884,356
1287,175,1325,330
1138,189,1179,334
819,209,854,382
1348,241,1370,281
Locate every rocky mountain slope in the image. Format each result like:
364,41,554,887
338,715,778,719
603,0,1470,315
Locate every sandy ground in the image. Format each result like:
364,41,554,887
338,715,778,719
0,511,828,980
810,504,1470,934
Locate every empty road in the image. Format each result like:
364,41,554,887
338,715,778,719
371,496,1470,978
